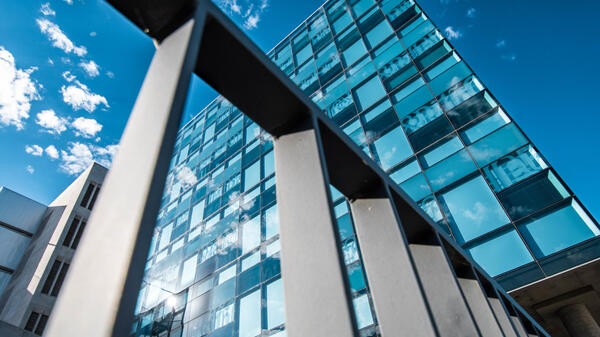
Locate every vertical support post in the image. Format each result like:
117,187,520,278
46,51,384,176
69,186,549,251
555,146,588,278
274,119,356,337
557,303,600,337
349,187,437,337
45,12,205,337
456,277,504,337
488,296,519,337
409,241,481,337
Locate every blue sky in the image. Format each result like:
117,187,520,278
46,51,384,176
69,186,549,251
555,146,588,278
0,0,599,220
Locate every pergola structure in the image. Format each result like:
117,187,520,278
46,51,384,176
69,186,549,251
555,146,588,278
45,1,549,336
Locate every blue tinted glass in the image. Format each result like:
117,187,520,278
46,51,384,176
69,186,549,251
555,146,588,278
364,20,394,48
439,175,510,243
408,30,443,59
425,53,460,80
468,123,528,167
351,0,376,17
460,108,509,144
332,12,353,34
353,76,386,111
419,195,444,223
342,39,368,66
394,85,434,117
438,76,484,111
398,100,443,135
266,278,285,329
295,43,313,65
425,149,477,192
346,58,376,88
519,200,600,258
347,262,366,292
401,19,434,47
400,173,431,201
239,289,261,337
244,161,261,191
421,136,463,167
483,145,547,192
353,294,374,329
390,159,420,184
467,229,534,277
427,62,472,96
373,125,413,170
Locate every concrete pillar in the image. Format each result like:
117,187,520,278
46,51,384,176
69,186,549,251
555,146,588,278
410,244,481,337
45,13,205,337
457,278,504,337
350,196,436,337
557,303,600,337
274,123,356,337
488,297,519,337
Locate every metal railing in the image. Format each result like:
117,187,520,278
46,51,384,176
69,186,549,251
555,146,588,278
45,1,549,336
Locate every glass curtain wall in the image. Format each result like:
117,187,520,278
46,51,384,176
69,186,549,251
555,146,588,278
131,0,600,336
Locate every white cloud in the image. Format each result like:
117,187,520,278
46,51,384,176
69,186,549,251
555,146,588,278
176,166,198,190
89,32,97,37
79,60,100,77
63,0,74,5
60,80,109,112
106,71,114,79
40,3,56,16
466,8,476,18
60,142,118,175
243,14,260,30
501,53,517,62
444,26,462,40
496,40,507,48
26,165,34,174
62,71,76,82
36,109,68,134
216,0,242,14
216,0,268,31
0,47,41,130
36,18,87,56
47,58,54,65
71,116,102,138
25,144,44,156
45,145,59,159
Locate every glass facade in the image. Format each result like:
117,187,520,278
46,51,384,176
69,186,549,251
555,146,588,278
131,0,600,336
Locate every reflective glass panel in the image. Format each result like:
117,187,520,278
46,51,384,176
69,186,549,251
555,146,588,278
467,229,534,277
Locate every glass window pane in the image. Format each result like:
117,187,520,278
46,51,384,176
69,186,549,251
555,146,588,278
460,108,509,144
483,145,547,192
498,170,570,220
353,294,374,329
181,255,197,287
0,227,30,269
519,200,599,258
466,229,534,277
400,172,431,201
342,237,359,264
244,161,261,191
267,278,286,329
265,204,279,240
239,289,262,337
373,125,413,170
214,303,234,329
242,216,261,253
190,200,205,228
390,158,421,184
420,136,463,167
439,175,510,243
425,149,477,192
468,123,528,167
353,76,386,111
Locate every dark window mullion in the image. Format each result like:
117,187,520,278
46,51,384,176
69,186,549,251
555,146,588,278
50,262,70,297
41,260,61,294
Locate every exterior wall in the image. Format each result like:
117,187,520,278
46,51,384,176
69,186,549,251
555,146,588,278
0,188,47,298
0,163,107,335
132,0,599,336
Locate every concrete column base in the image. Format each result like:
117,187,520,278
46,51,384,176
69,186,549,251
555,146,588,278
557,303,600,337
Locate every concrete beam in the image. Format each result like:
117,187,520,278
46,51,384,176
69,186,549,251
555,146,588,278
44,10,204,337
274,120,357,337
350,192,437,337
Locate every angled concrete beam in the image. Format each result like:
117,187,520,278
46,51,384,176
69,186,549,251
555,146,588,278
349,186,437,337
45,9,205,337
274,118,357,337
